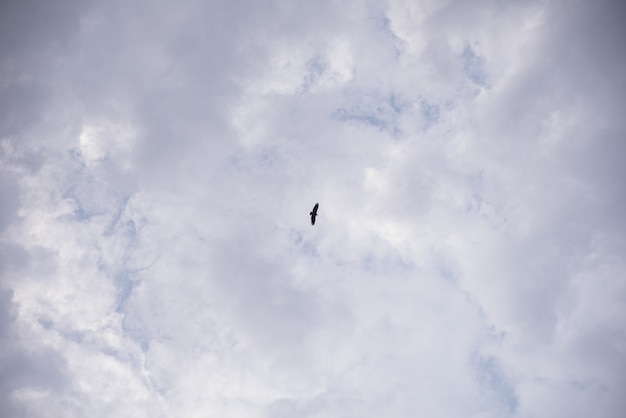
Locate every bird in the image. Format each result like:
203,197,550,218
310,203,319,225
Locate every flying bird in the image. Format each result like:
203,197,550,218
310,202,319,225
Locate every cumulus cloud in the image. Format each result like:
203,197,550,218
1,0,625,417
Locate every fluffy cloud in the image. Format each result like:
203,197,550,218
1,0,624,417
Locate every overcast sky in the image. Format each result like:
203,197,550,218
1,0,625,417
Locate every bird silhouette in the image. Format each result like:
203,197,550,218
310,203,319,225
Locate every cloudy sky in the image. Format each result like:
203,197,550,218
1,0,625,417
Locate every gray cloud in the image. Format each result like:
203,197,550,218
1,0,624,417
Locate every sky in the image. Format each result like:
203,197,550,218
1,0,625,417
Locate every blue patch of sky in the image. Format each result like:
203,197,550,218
103,195,133,236
432,249,460,284
227,149,246,171
61,180,117,222
113,269,141,314
370,13,393,32
369,13,404,60
61,187,91,221
420,99,440,131
467,170,485,191
59,328,87,345
64,150,131,222
96,197,146,316
37,315,54,331
466,193,510,230
258,145,284,167
289,228,303,245
37,295,128,360
360,253,375,271
67,146,83,164
474,354,518,414
227,145,287,174
301,55,327,93
462,44,487,87
120,311,153,353
466,193,484,213
62,151,92,219
301,238,319,258
109,252,146,317
333,90,448,136
353,241,412,273
287,227,317,256
332,91,410,137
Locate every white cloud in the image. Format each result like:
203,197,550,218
1,0,625,417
